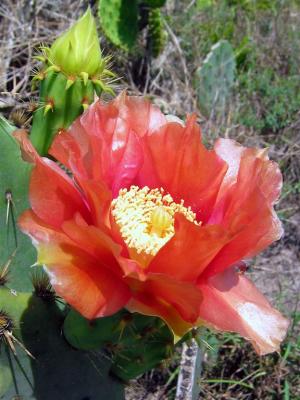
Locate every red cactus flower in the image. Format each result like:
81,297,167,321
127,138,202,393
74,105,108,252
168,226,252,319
16,93,289,355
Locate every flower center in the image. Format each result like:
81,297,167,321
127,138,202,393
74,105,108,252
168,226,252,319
111,186,199,262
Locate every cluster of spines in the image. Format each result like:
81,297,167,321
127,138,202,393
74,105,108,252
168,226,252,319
32,46,115,95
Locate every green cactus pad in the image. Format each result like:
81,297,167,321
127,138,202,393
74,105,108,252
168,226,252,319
0,289,124,399
195,40,236,117
0,118,35,292
98,0,139,51
64,309,174,381
110,313,173,380
64,309,126,350
30,71,94,155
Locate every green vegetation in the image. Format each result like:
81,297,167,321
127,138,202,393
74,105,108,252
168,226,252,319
237,69,300,132
173,0,300,133
98,0,167,57
198,309,300,399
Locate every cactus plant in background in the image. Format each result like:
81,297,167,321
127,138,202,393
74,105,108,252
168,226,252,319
98,0,167,56
30,8,115,155
98,0,139,51
148,8,167,58
195,39,236,118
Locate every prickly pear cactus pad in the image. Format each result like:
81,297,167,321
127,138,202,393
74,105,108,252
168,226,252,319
64,309,174,381
98,0,167,57
98,0,139,51
0,289,124,400
196,40,236,117
0,118,35,292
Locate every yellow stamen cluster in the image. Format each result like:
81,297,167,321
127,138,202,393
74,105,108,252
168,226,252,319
111,186,199,258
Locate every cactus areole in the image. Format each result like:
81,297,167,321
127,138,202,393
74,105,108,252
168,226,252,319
16,93,289,356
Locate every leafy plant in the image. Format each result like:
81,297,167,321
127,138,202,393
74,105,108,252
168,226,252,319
236,69,300,132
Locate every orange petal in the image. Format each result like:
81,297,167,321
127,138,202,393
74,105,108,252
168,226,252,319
127,273,202,336
19,210,130,319
138,116,227,222
29,157,91,228
49,93,166,194
127,297,193,338
61,217,123,274
203,140,283,278
45,260,130,319
197,267,289,355
148,214,229,281
13,129,91,229
75,177,112,230
213,138,282,206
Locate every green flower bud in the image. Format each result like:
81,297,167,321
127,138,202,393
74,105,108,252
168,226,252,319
48,8,104,77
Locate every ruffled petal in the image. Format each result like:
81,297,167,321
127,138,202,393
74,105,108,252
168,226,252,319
203,140,283,278
45,261,129,319
197,267,289,355
30,158,91,229
75,178,112,230
127,297,193,338
213,139,282,206
61,216,122,275
14,129,91,229
19,210,131,319
127,273,202,336
49,93,166,194
138,116,227,222
148,214,229,281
